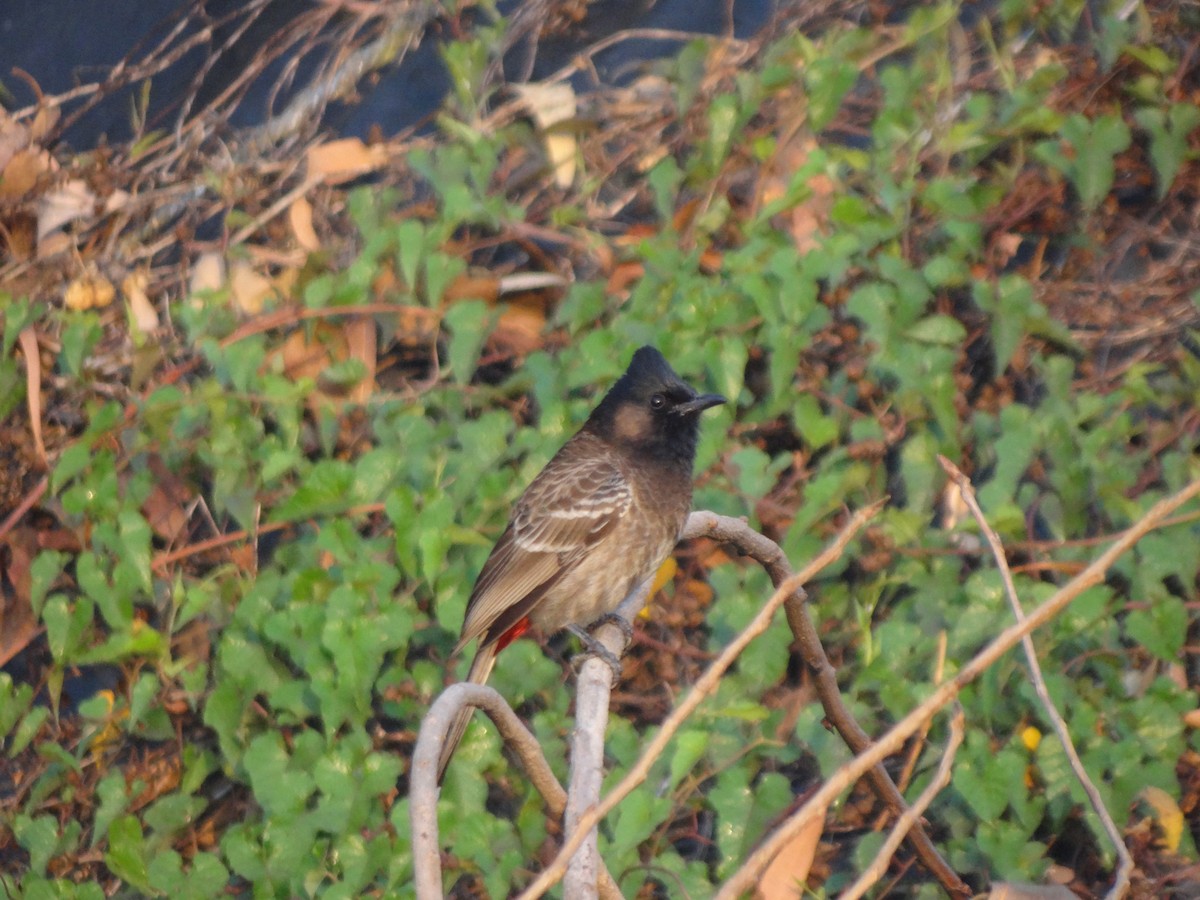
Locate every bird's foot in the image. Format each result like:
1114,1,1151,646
568,624,624,686
590,612,634,645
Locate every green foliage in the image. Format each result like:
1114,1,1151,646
1034,113,1132,211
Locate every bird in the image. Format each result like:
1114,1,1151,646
437,345,726,781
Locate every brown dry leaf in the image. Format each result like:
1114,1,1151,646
493,297,547,355
305,137,387,185
759,133,834,255
123,269,159,334
279,325,336,382
37,231,72,259
63,268,116,311
16,326,47,470
789,173,834,255
0,527,42,667
104,188,131,215
0,115,30,173
344,315,377,404
1131,785,1185,852
190,251,226,297
606,260,645,298
392,305,440,345
756,810,824,899
229,261,274,315
993,232,1023,267
0,147,51,198
142,456,193,544
37,178,95,240
444,273,501,304
512,82,577,188
29,105,60,142
289,196,321,252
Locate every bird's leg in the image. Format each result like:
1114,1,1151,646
567,623,624,685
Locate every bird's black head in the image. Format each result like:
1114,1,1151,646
586,346,726,465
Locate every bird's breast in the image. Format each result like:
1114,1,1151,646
529,466,690,633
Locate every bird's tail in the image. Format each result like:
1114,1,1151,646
437,642,497,783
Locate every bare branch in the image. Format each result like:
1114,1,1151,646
410,682,624,900
938,456,1133,900
682,511,970,897
714,476,1200,896
412,683,563,899
565,582,651,897
517,501,883,900
839,704,965,900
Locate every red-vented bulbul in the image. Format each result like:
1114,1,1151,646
438,346,726,780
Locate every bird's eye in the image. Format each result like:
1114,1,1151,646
649,393,667,410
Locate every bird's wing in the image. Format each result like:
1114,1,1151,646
456,447,631,650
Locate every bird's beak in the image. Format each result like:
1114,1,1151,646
674,393,726,415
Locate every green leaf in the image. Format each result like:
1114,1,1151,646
271,459,356,521
905,314,967,346
1125,589,1186,661
104,816,152,893
1135,103,1200,198
669,731,709,788
14,814,60,875
442,299,493,384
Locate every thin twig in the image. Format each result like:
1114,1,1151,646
839,704,965,900
714,476,1200,897
517,502,883,900
938,456,1134,900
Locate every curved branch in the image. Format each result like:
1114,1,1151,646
410,682,623,900
680,511,970,897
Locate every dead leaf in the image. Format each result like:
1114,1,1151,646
229,262,274,315
279,325,336,382
444,274,501,304
0,147,52,198
289,196,321,252
189,251,226,302
36,231,72,259
124,269,159,334
0,115,30,173
493,296,547,355
305,138,387,184
143,456,193,544
512,82,577,188
29,105,60,142
756,810,824,899
105,189,131,215
37,178,95,240
344,316,377,404
1130,785,1185,852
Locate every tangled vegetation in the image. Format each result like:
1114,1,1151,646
2,0,1199,896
